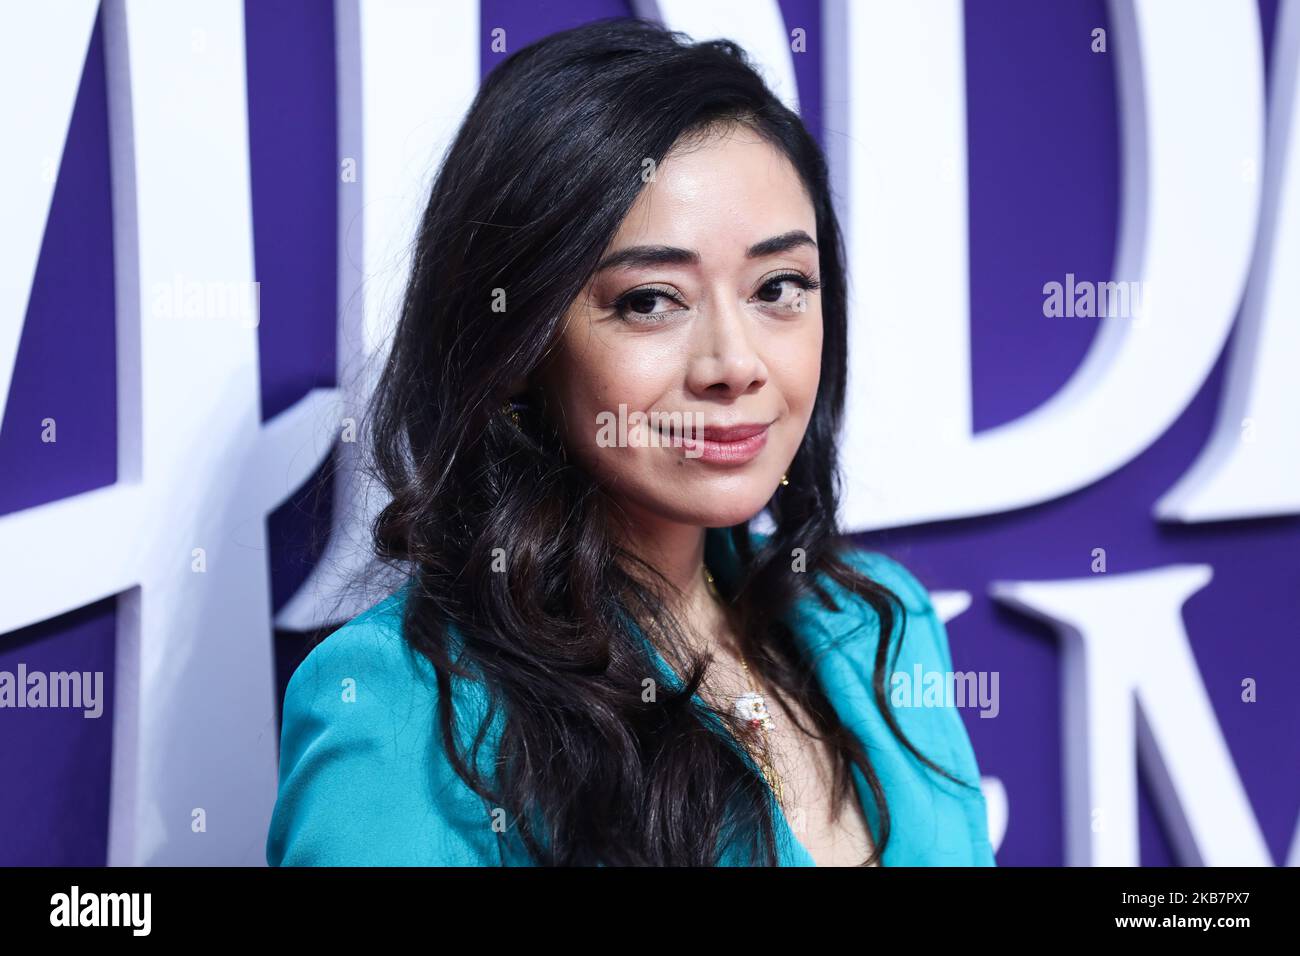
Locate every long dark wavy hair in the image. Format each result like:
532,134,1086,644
361,17,973,866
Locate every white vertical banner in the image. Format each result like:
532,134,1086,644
0,0,337,865
276,0,480,631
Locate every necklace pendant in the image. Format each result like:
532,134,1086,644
734,691,775,732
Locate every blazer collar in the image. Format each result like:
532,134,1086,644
705,526,873,658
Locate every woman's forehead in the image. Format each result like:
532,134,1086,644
608,130,816,256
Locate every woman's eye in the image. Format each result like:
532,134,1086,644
613,288,684,321
754,274,819,310
625,290,668,313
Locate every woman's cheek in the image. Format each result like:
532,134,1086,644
794,321,824,414
769,334,822,414
565,380,649,475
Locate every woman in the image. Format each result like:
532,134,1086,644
266,17,995,867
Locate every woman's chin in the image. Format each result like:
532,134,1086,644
662,493,773,529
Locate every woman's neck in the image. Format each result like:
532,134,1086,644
612,504,729,654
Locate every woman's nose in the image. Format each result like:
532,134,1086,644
684,295,769,398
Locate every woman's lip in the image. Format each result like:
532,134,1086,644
679,423,771,465
700,422,770,442
653,420,774,442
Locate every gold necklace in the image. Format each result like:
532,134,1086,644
702,564,786,807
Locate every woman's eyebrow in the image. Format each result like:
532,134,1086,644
745,230,817,258
594,230,817,273
595,245,699,272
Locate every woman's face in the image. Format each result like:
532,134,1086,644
539,124,824,530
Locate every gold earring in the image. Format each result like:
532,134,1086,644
780,472,789,486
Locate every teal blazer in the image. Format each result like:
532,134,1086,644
266,530,996,866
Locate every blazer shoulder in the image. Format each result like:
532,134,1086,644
829,548,995,860
784,544,937,648
826,545,958,691
267,581,502,866
835,546,936,617
283,581,427,702
745,531,927,611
